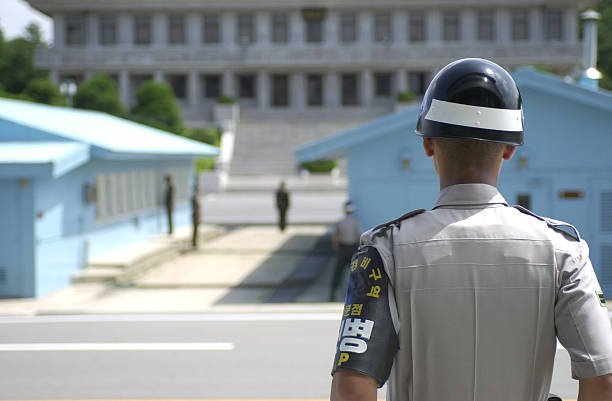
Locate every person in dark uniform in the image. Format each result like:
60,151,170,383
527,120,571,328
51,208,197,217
330,201,362,301
331,58,612,401
164,174,174,236
275,180,290,232
191,180,201,249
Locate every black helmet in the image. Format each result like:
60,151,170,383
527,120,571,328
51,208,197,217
416,58,524,146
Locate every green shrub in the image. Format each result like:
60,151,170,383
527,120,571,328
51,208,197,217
396,91,416,103
185,127,221,146
195,157,216,172
23,78,63,105
300,159,338,173
217,94,236,104
74,73,125,116
130,80,183,134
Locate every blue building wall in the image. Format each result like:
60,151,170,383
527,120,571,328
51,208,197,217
30,158,195,297
0,179,35,298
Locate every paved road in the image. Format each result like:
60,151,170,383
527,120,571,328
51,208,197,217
0,313,578,400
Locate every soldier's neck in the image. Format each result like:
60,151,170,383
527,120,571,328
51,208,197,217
438,167,500,190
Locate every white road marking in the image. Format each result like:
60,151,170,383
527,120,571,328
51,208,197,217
0,313,341,324
0,342,234,352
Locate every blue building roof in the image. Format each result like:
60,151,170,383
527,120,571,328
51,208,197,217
0,142,89,178
295,68,612,163
0,98,219,159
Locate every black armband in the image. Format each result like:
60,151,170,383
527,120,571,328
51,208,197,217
331,246,399,387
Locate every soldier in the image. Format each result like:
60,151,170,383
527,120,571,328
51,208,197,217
164,174,174,236
191,180,201,249
331,58,612,401
275,180,290,232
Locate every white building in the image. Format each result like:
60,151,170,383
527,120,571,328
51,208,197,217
29,0,594,174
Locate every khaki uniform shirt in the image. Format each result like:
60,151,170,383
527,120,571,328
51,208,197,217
353,184,612,401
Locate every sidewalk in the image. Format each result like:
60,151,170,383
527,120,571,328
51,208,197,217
0,224,346,316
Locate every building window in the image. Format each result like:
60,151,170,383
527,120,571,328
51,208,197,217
544,9,563,41
237,74,256,99
168,14,186,44
408,12,426,42
134,15,152,45
374,12,392,43
341,73,359,106
167,74,187,99
237,14,255,45
516,193,531,210
511,10,529,41
340,12,357,43
408,71,428,96
271,14,289,43
99,15,117,45
202,74,221,99
271,74,290,107
477,11,495,41
374,73,392,97
203,14,221,44
307,74,323,106
65,14,86,46
303,8,325,43
442,11,460,41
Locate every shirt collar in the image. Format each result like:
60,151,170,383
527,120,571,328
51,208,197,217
433,184,508,209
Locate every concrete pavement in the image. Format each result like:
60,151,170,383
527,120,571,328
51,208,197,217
0,224,347,316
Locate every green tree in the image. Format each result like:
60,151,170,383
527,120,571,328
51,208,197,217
23,78,63,105
130,80,183,133
0,23,46,94
595,1,612,90
74,73,125,116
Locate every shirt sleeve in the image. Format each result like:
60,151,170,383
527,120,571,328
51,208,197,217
555,240,612,379
331,245,399,387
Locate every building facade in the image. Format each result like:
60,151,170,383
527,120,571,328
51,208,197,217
30,0,594,127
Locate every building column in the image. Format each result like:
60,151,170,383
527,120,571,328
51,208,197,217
187,13,200,46
397,69,407,93
154,70,165,83
393,11,407,46
362,70,373,106
290,10,303,44
325,10,338,47
292,73,305,111
496,9,511,44
257,71,269,110
325,72,339,108
153,13,167,47
222,12,236,46
426,10,441,45
188,70,200,108
222,70,234,97
118,13,132,47
358,10,372,44
565,8,578,44
53,13,65,50
529,8,542,43
119,70,130,107
49,70,60,85
256,12,270,45
461,10,475,43
87,13,99,47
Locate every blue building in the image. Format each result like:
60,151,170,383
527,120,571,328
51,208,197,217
0,98,218,298
296,67,612,295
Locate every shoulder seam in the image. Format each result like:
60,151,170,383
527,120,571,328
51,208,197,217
371,208,426,239
512,205,581,242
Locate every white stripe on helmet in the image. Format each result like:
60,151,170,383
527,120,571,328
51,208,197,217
424,99,523,132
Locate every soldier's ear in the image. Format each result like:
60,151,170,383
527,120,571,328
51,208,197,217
502,145,516,160
422,138,435,157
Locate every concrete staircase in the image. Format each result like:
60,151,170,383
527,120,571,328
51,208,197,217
229,118,370,176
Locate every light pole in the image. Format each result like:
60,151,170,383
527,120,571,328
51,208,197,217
59,80,78,107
